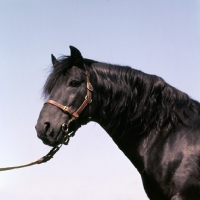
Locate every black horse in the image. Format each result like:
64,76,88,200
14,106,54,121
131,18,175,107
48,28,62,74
36,46,200,200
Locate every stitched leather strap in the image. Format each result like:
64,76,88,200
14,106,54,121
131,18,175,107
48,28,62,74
45,100,79,118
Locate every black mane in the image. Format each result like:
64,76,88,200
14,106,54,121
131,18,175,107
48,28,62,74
89,63,200,140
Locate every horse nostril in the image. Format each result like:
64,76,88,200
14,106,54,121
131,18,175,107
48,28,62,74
44,122,55,138
44,122,50,133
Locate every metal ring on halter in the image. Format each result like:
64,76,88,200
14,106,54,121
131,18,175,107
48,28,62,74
61,123,70,145
62,123,68,133
63,135,70,145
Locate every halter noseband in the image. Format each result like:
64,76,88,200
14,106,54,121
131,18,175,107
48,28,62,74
45,66,93,145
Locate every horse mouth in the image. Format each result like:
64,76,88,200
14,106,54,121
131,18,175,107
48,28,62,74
39,126,77,147
53,130,65,145
36,125,64,147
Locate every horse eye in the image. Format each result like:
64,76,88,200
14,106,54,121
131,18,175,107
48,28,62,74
69,80,80,87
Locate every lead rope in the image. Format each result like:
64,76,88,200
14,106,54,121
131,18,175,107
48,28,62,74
0,145,62,171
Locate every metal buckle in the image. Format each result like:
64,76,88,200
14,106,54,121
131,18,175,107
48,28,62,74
63,106,68,112
85,95,92,103
87,83,93,91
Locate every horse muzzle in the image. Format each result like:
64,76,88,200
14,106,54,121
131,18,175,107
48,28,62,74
35,116,77,146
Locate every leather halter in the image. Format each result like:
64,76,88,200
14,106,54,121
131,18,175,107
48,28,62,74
45,66,93,145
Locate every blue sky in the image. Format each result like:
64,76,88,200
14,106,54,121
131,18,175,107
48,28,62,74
0,1,200,200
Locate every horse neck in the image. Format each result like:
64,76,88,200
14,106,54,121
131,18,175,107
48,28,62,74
88,62,200,170
88,63,151,169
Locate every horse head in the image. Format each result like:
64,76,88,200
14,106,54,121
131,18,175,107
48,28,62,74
35,46,93,146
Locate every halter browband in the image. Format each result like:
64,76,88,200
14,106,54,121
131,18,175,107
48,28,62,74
45,66,93,144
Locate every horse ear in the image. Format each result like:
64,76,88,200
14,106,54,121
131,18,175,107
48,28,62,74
69,46,83,65
51,54,57,65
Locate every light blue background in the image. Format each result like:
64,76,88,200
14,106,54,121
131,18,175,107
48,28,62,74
0,1,200,199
